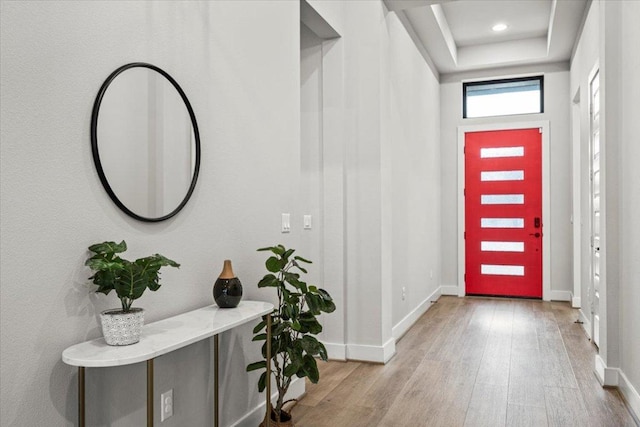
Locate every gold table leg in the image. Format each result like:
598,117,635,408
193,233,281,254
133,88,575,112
264,313,272,426
78,366,85,427
214,334,219,427
147,359,154,427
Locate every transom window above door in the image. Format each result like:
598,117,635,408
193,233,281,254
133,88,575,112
463,76,544,119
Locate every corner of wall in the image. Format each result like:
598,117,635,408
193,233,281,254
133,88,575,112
392,286,442,341
345,338,396,364
593,356,640,423
595,354,619,386
440,285,459,296
548,290,572,302
322,342,347,361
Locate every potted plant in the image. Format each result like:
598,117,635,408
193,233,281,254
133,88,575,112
85,240,180,346
247,245,335,426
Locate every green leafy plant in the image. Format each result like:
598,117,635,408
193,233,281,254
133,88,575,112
85,240,180,312
247,244,335,423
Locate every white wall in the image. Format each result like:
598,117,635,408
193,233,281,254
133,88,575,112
384,12,441,332
331,1,442,362
302,0,349,361
1,0,446,425
570,0,599,336
0,1,301,425
341,0,390,360
300,21,346,357
300,22,324,301
302,0,442,361
618,0,640,405
440,64,572,300
570,0,640,415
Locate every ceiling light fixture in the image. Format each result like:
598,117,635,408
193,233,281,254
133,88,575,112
491,23,508,33
492,23,508,32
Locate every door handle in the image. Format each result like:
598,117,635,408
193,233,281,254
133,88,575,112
529,232,541,238
534,217,541,228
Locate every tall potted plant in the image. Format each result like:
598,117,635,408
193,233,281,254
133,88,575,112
247,245,335,426
85,240,180,345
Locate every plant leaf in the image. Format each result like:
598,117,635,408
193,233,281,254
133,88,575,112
303,354,320,383
305,293,321,315
253,320,266,334
282,249,295,262
258,274,279,288
283,362,299,378
252,333,267,341
299,312,323,334
322,300,337,313
266,257,281,273
88,240,127,256
258,371,267,392
317,342,328,361
246,361,266,372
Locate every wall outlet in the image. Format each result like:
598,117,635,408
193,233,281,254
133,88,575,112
161,389,173,422
402,287,406,300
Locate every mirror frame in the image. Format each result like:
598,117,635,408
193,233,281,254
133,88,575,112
90,62,201,222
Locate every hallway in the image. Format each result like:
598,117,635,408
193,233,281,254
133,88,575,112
292,296,637,426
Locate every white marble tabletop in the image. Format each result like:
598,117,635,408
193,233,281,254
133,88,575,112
62,300,273,368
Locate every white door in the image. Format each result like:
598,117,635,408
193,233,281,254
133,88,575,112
589,69,601,347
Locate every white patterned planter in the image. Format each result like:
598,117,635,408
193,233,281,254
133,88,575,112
100,308,145,346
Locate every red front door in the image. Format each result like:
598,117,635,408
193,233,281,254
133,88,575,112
465,128,542,298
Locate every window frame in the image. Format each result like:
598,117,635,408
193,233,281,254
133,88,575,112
462,75,544,119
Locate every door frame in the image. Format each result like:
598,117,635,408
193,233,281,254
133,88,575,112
457,121,551,300
571,87,582,309
587,63,600,347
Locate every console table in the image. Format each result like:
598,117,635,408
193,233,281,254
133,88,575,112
62,300,274,427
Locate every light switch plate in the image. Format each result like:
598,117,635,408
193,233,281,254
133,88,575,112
303,215,312,230
281,213,291,233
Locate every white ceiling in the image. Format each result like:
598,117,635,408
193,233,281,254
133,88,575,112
384,0,589,76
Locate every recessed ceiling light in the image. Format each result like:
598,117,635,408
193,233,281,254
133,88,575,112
492,23,508,32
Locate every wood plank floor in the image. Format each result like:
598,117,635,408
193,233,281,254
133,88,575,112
291,296,638,427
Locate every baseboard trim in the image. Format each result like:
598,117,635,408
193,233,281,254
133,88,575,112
346,338,396,364
231,377,305,427
595,355,619,387
440,285,459,296
577,308,592,339
618,370,640,424
382,338,396,363
392,287,441,341
592,357,640,423
571,294,581,308
548,290,571,301
322,342,347,361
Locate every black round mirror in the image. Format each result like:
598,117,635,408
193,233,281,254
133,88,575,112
91,63,201,222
